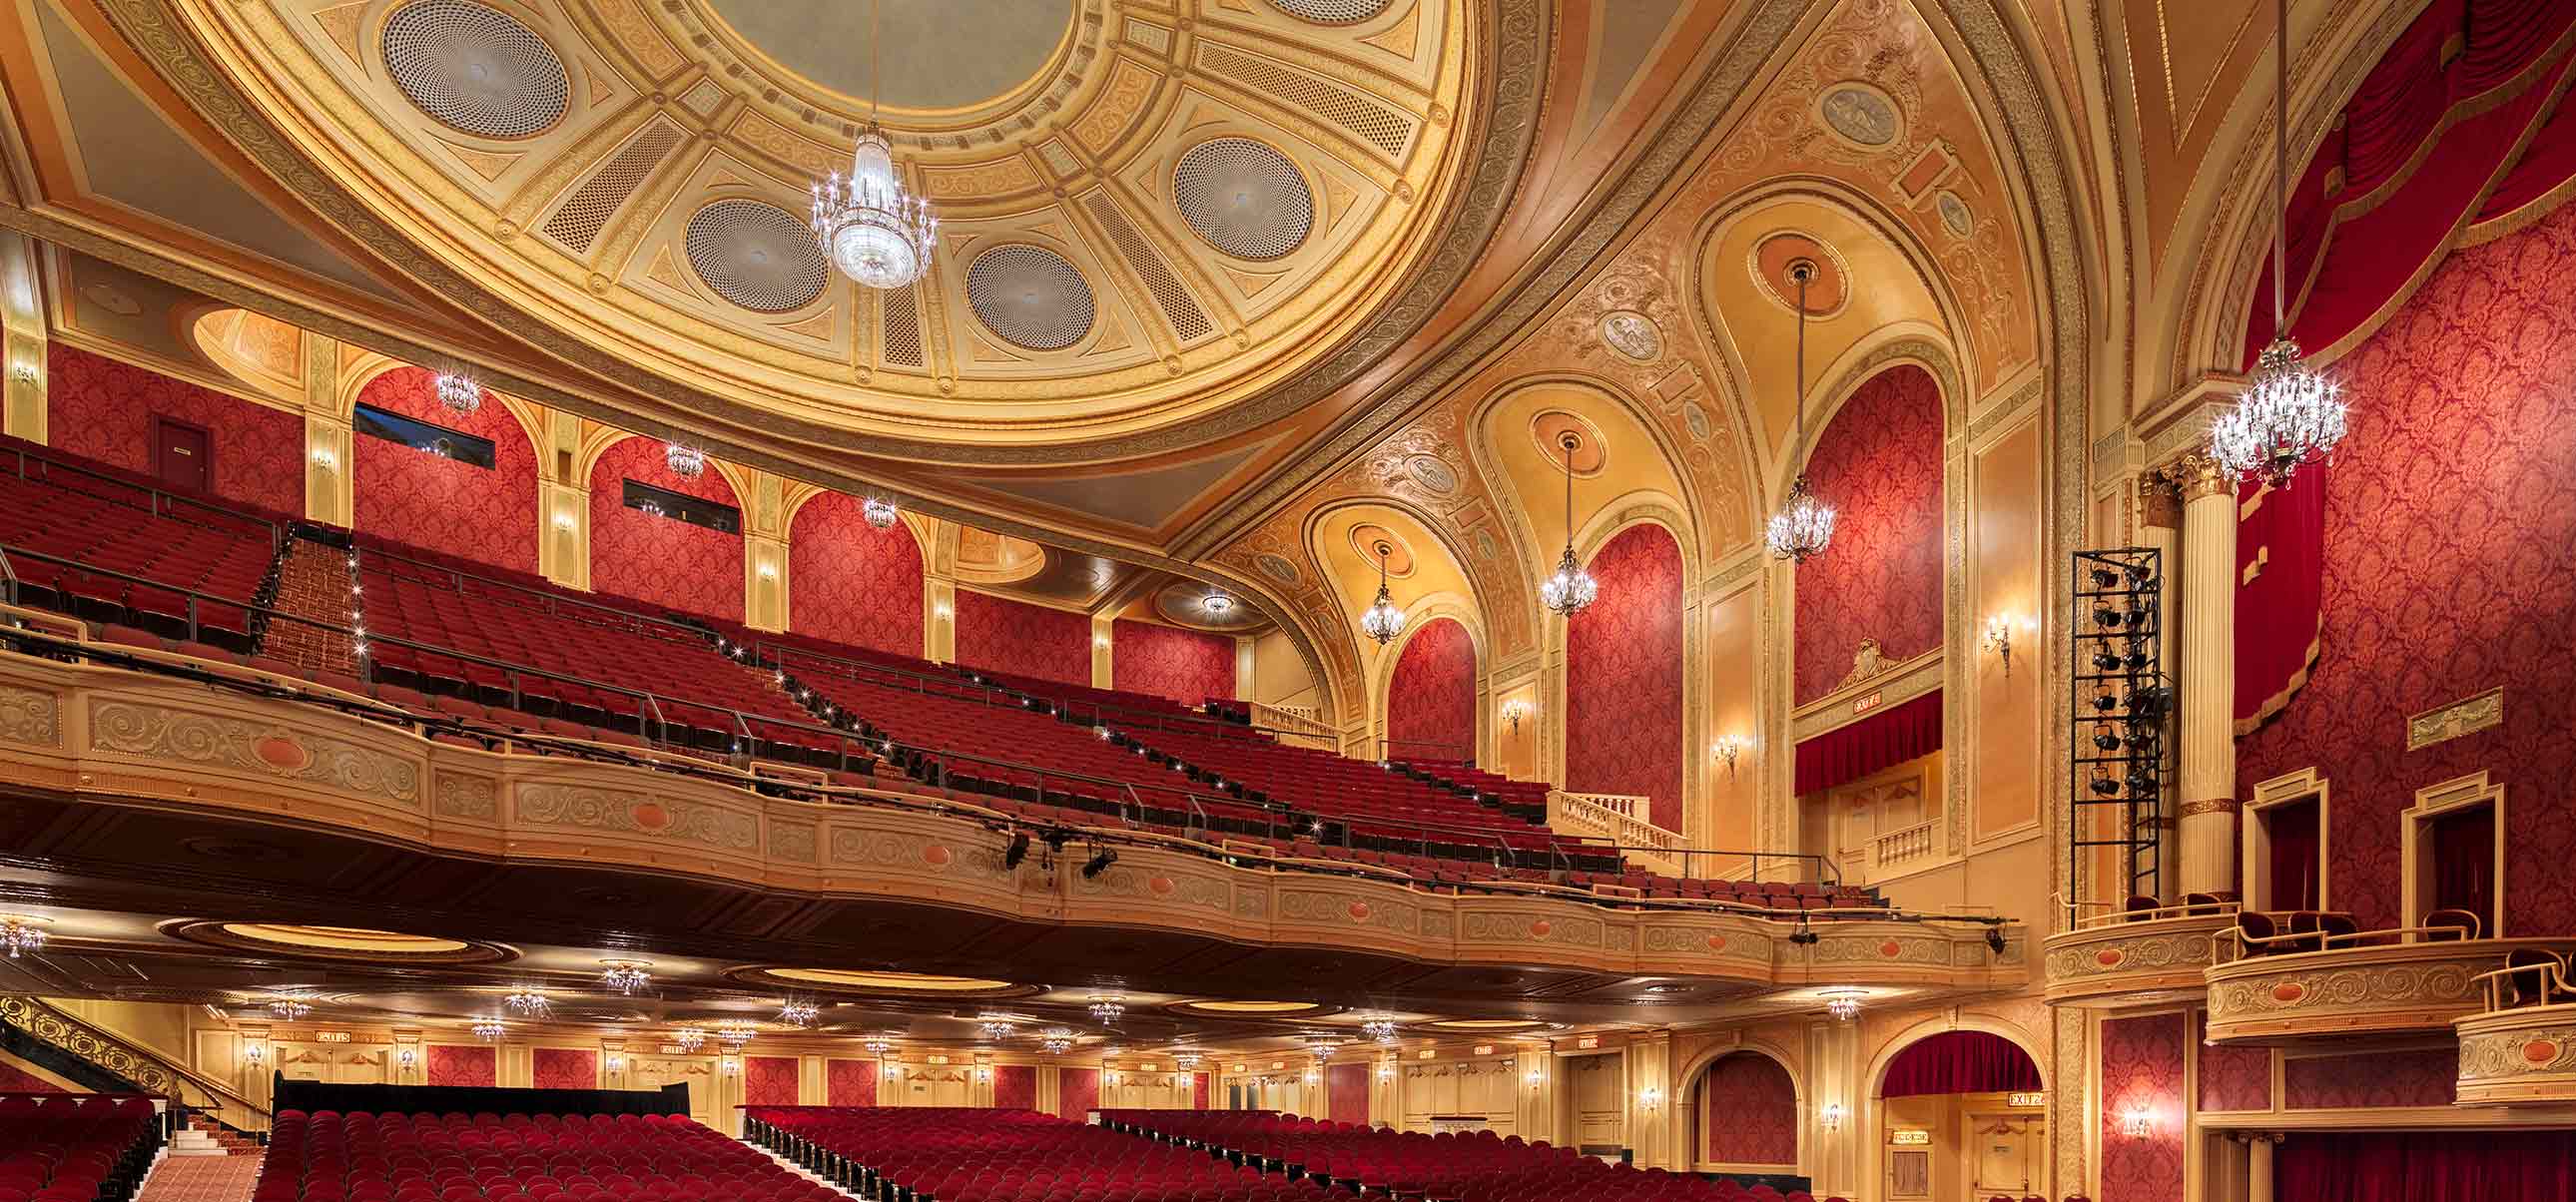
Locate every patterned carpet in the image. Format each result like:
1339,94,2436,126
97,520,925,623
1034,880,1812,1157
137,1155,265,1202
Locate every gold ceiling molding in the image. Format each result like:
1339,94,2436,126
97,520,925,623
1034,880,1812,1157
164,919,515,965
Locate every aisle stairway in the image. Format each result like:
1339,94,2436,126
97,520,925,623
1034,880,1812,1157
136,1149,265,1202
169,1114,260,1157
259,536,359,675
745,1137,862,1199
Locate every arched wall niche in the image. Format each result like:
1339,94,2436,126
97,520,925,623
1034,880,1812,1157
1788,361,1948,706
1564,516,1689,832
345,363,547,576
585,432,750,619
1468,375,1699,591
1376,608,1484,765
1688,1047,1803,1172
1861,1014,2053,1202
781,488,928,658
1305,498,1492,761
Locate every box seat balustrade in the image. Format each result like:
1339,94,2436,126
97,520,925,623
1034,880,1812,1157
2203,906,2576,1044
2453,950,2576,1105
2041,894,2242,1006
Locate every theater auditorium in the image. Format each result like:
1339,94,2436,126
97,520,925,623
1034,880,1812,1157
0,1,2568,1200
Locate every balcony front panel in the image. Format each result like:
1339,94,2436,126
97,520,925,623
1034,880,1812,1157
2205,939,2576,1045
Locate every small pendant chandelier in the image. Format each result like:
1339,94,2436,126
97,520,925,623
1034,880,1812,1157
501,987,549,1017
471,1018,506,1042
1767,261,1837,563
664,443,705,479
1359,538,1405,645
810,0,937,290
2211,0,2347,488
863,495,900,531
1538,432,1598,617
778,998,821,1027
672,1027,708,1053
433,372,481,415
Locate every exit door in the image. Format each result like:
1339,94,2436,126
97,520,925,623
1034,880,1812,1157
1970,1114,2040,1198
153,417,211,493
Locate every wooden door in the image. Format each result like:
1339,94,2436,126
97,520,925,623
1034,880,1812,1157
152,417,211,494
1968,1114,2039,1198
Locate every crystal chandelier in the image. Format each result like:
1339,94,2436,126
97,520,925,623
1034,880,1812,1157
433,372,481,415
1174,1051,1202,1070
664,443,705,479
2211,0,2349,489
0,915,47,958
863,495,900,531
268,995,314,1021
977,1018,1018,1041
672,1027,708,1053
778,999,821,1027
471,1018,506,1042
717,1022,757,1051
1538,432,1597,617
1360,1017,1400,1045
1087,996,1127,1025
1768,261,1837,563
1820,989,1864,1023
810,0,936,290
599,960,653,995
502,988,549,1017
863,1038,892,1055
1039,1029,1074,1055
1359,540,1405,646
1200,591,1235,617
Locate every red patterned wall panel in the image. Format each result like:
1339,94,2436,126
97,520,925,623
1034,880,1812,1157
744,1056,800,1106
587,436,744,621
1700,1052,1797,1165
788,492,924,657
2197,1023,2272,1113
1386,617,1476,762
0,1060,61,1092
44,344,303,516
993,1064,1036,1110
956,590,1089,687
2098,1013,2186,1202
1057,1066,1099,1120
351,367,539,575
2236,200,2576,934
1567,523,1685,831
1325,1062,1370,1126
1111,618,1236,705
530,1047,596,1091
1192,1071,1210,1110
424,1044,495,1088
2281,1050,2455,1109
1793,363,1945,706
826,1059,878,1107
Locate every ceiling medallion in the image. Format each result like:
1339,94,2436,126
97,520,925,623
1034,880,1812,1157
808,0,938,291
433,372,482,415
1768,261,1837,564
1538,432,1598,618
0,915,48,958
2211,0,2348,489
1359,539,1405,646
1599,310,1662,361
863,495,901,531
664,443,707,479
599,959,654,995
1200,590,1236,616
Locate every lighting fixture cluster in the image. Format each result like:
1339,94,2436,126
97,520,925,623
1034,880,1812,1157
1358,540,1405,646
672,1027,709,1053
599,960,653,995
433,372,481,415
1820,989,1864,1023
664,443,706,480
863,1038,893,1056
1767,261,1838,564
1087,997,1127,1026
778,999,822,1027
1360,1017,1400,1046
267,994,315,1021
716,1022,758,1051
1538,433,1598,617
471,1018,506,1042
502,988,550,1017
1173,1052,1202,1070
0,915,48,958
977,1018,1019,1041
1039,1028,1075,1055
863,495,900,531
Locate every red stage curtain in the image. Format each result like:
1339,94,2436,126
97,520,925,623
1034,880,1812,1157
2264,797,2321,911
2276,1129,2576,1202
2432,805,2496,919
1880,1031,2040,1099
2235,463,2325,730
1794,690,1940,796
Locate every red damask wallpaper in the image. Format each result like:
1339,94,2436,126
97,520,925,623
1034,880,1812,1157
352,367,539,574
587,435,745,622
1192,1071,1211,1110
1567,523,1685,831
826,1059,878,1107
1386,617,1477,762
1794,363,1945,706
1111,618,1236,705
1057,1066,1099,1121
1325,1062,1370,1126
993,1064,1036,1110
45,344,303,516
2197,1017,2272,1112
744,1056,800,1106
530,1047,596,1091
424,1044,496,1088
956,590,1089,687
2281,1050,2455,1109
1700,1052,1797,1165
2098,1013,2186,1202
0,1060,59,1092
788,492,924,657
2235,199,2576,935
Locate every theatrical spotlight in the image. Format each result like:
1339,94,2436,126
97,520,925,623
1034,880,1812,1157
1986,927,2007,953
1082,847,1117,880
1788,925,1819,946
1003,831,1031,870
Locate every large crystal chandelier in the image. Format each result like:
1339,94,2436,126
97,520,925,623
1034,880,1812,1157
977,1018,1018,1041
1768,261,1836,563
268,994,315,1021
1087,996,1127,1026
664,443,705,480
810,0,936,290
778,998,821,1027
672,1027,708,1053
599,959,652,995
717,1022,758,1051
863,495,900,531
2211,0,2348,488
1360,1017,1400,1046
0,915,47,958
433,372,481,415
1538,432,1598,617
1359,539,1405,645
1039,1028,1075,1055
501,988,549,1017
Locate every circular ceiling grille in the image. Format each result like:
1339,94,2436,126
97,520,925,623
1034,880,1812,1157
1172,139,1315,261
966,246,1094,351
685,200,829,312
1266,0,1393,24
381,1,570,140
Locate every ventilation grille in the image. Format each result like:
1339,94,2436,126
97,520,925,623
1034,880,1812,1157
1083,195,1212,342
1172,138,1314,261
966,246,1095,351
1195,45,1414,158
1266,0,1393,23
881,284,924,367
381,0,569,139
685,200,828,312
541,121,685,253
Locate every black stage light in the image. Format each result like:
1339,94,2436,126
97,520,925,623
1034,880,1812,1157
2089,777,2121,797
1004,831,1030,870
1788,925,1819,946
2092,728,2123,752
1043,831,1072,853
2089,567,2118,588
1986,927,2007,953
2092,651,2122,671
1082,847,1117,880
2093,607,2123,628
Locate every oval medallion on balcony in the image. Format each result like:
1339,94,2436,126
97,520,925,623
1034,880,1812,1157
1530,920,1552,939
254,733,310,772
1149,877,1174,897
2095,947,2127,968
2528,1039,2562,1065
1347,902,1370,921
1705,934,1727,951
2271,981,2306,1003
923,845,953,867
1881,940,1903,958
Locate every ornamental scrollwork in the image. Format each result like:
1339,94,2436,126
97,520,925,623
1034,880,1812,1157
0,686,60,747
0,995,181,1096
86,700,419,805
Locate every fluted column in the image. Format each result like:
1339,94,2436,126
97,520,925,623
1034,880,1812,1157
2173,452,2240,898
2138,476,2184,902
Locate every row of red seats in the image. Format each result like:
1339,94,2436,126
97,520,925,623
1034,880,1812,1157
747,1107,1334,1202
0,438,281,650
255,1110,837,1202
0,1094,160,1202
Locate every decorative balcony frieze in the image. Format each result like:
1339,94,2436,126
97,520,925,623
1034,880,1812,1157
2205,939,2576,1044
2041,908,2237,1006
2455,1005,2576,1105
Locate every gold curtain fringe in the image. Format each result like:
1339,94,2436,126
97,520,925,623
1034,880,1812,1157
2232,626,2321,738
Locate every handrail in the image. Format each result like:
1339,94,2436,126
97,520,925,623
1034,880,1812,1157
2212,917,2485,965
352,539,723,642
6,442,284,549
0,995,271,1132
2470,957,2574,1011
2061,895,2241,931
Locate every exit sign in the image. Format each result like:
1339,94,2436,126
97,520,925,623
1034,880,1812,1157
1851,691,1885,716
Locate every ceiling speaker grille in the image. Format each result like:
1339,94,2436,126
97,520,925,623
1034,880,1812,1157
540,121,684,253
1173,139,1314,261
685,200,828,312
1195,45,1414,158
966,246,1095,351
1266,0,1393,24
1083,195,1212,342
881,284,925,367
381,1,569,140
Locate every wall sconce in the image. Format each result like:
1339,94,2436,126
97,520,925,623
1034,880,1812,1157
1712,735,1741,780
757,561,778,579
936,603,953,618
310,447,337,471
605,1054,623,1071
396,1047,417,1071
974,1067,991,1083
1525,1066,1546,1087
884,1061,901,1079
9,362,35,384
1982,615,2016,677
553,512,576,531
2119,1106,2154,1138
1094,635,1109,648
1637,1086,1664,1110
1500,699,1530,735
1104,1071,1122,1086
1377,1060,1395,1082
244,1042,266,1066
1818,1101,1845,1132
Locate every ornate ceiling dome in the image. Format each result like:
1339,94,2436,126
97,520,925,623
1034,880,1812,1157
218,0,1479,460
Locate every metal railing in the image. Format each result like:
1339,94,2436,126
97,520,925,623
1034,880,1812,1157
0,995,271,1134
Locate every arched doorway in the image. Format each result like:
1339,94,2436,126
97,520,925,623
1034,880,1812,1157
1871,1029,2046,1202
